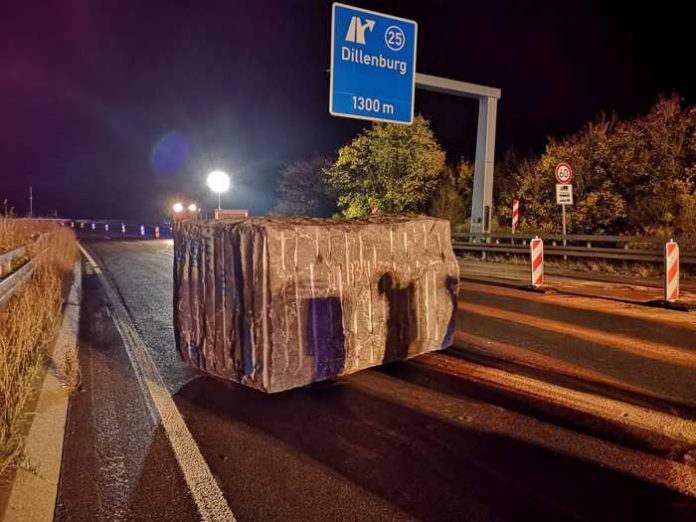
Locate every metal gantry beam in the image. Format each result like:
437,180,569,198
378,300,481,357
415,73,501,234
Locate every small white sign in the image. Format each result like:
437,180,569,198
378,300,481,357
556,184,573,205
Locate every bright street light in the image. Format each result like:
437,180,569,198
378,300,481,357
172,202,184,213
206,170,231,209
188,203,198,212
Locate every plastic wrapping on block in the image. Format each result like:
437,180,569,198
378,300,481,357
173,215,459,393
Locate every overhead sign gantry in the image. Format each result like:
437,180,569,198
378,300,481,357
329,3,501,234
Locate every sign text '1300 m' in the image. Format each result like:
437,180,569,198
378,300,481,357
351,96,395,115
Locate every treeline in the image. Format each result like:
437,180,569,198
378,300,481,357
272,97,696,237
496,96,696,236
271,115,472,228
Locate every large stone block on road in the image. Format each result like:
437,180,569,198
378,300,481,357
173,215,459,393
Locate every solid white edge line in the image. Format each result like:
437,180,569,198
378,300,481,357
79,244,236,522
77,243,101,274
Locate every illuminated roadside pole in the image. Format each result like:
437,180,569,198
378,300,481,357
207,170,231,210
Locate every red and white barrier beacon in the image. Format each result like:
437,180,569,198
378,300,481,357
512,198,519,234
664,240,679,303
530,237,544,288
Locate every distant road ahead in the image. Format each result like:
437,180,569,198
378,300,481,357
56,240,696,521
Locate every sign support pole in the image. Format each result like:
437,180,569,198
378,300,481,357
414,74,501,235
562,203,567,261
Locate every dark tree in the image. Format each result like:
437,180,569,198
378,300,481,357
271,156,337,217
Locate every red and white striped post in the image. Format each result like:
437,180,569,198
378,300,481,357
664,240,679,302
140,225,145,236
121,223,126,234
530,237,544,288
512,198,519,234
155,226,160,239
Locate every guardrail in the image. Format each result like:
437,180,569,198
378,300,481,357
0,245,27,277
452,232,696,265
0,245,35,308
0,258,35,308
61,220,173,240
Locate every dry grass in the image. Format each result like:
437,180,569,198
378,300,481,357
0,224,78,476
0,216,56,255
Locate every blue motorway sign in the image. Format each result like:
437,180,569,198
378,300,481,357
330,3,417,124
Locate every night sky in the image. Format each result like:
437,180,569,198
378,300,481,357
1,0,693,220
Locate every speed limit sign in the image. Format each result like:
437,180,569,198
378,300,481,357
555,162,573,184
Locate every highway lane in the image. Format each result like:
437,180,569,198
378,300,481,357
455,281,696,412
459,258,696,306
57,240,696,521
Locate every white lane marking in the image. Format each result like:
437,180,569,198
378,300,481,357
80,244,236,522
78,243,101,274
104,307,160,425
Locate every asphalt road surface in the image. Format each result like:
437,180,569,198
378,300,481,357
55,240,696,521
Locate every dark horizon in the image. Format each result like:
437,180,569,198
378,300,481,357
1,0,693,220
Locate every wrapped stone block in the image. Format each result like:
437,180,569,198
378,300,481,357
173,215,459,393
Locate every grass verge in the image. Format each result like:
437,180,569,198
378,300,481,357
0,225,78,477
0,216,57,255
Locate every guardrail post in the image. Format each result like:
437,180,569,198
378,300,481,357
664,239,679,302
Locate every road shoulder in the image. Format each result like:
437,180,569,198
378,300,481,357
54,258,200,521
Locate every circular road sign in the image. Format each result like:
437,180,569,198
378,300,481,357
385,25,406,52
555,162,573,184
